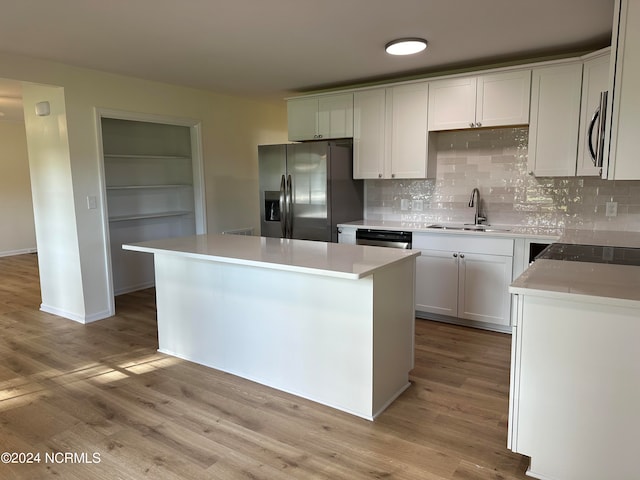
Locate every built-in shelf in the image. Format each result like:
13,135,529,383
109,210,193,223
106,184,192,190
101,117,198,297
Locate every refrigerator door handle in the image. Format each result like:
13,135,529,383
286,174,293,238
279,174,287,238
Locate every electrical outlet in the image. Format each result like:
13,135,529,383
412,200,423,211
400,199,410,211
605,201,618,217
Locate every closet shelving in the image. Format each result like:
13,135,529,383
101,118,198,295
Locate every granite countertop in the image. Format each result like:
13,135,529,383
123,233,420,280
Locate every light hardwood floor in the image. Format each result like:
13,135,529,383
0,253,529,479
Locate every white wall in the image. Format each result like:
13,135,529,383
1,51,287,322
0,120,36,256
22,84,86,319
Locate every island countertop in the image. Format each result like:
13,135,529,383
123,233,420,280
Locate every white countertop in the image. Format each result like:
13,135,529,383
510,229,640,307
509,258,640,307
123,234,420,280
338,219,561,240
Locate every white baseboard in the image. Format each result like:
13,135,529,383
40,304,114,324
114,281,155,296
0,247,37,258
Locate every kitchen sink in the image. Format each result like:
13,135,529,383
426,224,511,233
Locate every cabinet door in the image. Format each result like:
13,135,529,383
353,89,386,179
337,226,356,244
428,77,476,131
477,70,531,127
288,97,319,141
528,63,583,177
605,0,640,180
458,252,513,326
577,53,610,176
387,83,430,179
318,94,353,139
415,249,459,317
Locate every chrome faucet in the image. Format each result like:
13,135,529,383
468,188,486,225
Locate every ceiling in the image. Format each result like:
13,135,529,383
0,0,615,122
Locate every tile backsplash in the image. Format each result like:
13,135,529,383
365,127,640,231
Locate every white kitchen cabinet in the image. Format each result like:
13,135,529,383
509,293,640,479
337,225,357,244
353,89,386,179
101,117,203,295
528,62,583,177
353,83,434,179
415,250,458,316
287,93,353,141
428,70,531,131
604,0,640,180
577,49,610,176
413,233,514,329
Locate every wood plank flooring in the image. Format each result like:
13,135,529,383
0,253,529,479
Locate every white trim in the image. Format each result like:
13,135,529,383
94,107,207,312
0,248,37,258
114,281,155,297
40,304,112,324
93,109,116,317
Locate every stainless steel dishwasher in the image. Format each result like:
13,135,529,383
355,229,412,249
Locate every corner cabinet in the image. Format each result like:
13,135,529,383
287,93,353,141
604,0,640,180
527,62,583,177
428,70,531,131
414,233,514,330
101,117,202,296
353,83,435,180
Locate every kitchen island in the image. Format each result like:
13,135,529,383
123,234,420,420
508,230,640,480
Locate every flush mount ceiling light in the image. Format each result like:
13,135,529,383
385,38,428,55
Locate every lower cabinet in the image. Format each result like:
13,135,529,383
337,225,356,244
414,233,514,329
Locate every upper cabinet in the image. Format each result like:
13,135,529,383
353,83,435,180
527,62,583,177
604,0,640,180
428,70,531,131
353,89,386,179
577,50,611,176
287,93,353,141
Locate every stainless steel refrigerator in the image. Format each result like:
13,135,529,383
259,140,363,242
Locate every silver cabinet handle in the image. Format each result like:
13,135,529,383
476,122,482,127
453,253,458,258
587,106,600,165
378,173,383,178
469,122,475,128
391,173,396,178
595,91,608,169
460,253,465,259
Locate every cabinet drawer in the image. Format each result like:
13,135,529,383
413,233,514,256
